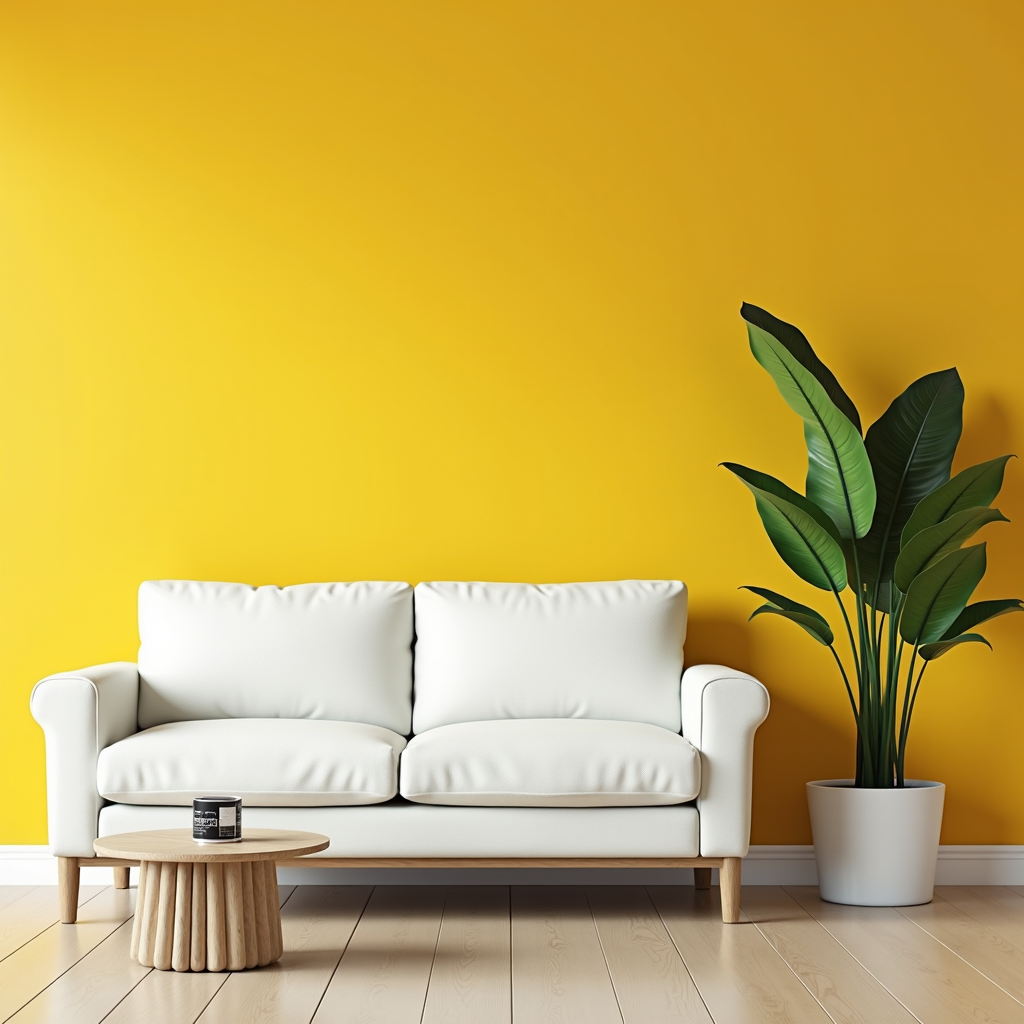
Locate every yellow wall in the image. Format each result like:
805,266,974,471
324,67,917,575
1,1,1021,846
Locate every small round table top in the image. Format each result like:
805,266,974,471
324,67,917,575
94,828,329,863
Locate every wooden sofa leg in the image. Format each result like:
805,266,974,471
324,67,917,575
113,865,130,890
58,857,80,924
693,867,712,890
720,857,741,924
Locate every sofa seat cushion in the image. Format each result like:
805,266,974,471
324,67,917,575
399,719,699,807
97,719,406,806
100,800,701,858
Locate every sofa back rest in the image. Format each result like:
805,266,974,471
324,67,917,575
411,580,687,733
137,581,414,733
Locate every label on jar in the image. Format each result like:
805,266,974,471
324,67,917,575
218,805,237,837
193,797,242,842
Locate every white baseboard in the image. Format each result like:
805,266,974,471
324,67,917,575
4,844,1024,886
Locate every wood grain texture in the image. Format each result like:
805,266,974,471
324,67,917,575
0,887,136,1022
6,918,148,1023
197,886,370,1024
154,862,176,970
0,885,105,961
252,857,271,967
113,866,131,890
740,887,919,1024
936,886,1024,951
173,863,193,972
0,887,38,912
897,893,1024,1003
241,862,259,969
420,886,511,1024
720,859,741,924
192,862,207,972
103,968,227,1024
649,886,832,1024
57,857,80,924
511,886,621,1024
788,885,1024,1023
206,863,227,973
587,885,712,1023
94,829,329,863
266,862,283,962
224,863,246,971
130,861,147,961
311,886,445,1024
137,857,162,968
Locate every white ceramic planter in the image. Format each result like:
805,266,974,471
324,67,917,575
806,779,945,906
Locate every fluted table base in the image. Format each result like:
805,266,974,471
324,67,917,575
131,859,283,971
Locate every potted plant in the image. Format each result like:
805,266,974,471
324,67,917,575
726,303,1021,906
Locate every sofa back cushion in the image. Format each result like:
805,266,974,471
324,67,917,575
411,580,687,733
137,581,414,732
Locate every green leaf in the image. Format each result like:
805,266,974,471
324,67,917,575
740,304,862,432
722,464,841,541
920,633,992,661
902,455,1015,546
893,506,1008,593
900,544,987,645
749,604,835,645
741,586,835,644
742,309,876,539
724,465,848,591
940,598,1024,640
859,369,963,606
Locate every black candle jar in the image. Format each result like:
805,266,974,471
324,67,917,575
192,796,243,843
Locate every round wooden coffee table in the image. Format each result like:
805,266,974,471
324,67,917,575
94,828,329,972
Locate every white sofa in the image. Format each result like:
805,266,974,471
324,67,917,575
31,579,769,923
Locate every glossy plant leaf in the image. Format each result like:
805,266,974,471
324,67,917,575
742,309,876,539
722,464,840,540
725,465,848,591
749,604,835,645
940,598,1024,640
741,584,827,613
893,506,1007,593
859,369,963,605
740,304,862,431
900,543,987,645
920,633,991,661
741,586,834,643
902,455,1014,546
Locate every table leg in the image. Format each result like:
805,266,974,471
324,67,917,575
172,864,192,971
130,860,148,960
137,859,161,968
191,863,207,971
265,860,283,961
207,862,227,972
131,859,284,972
253,858,271,965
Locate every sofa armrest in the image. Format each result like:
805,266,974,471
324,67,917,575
681,664,769,858
30,663,139,857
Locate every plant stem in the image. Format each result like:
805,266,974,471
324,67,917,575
829,645,860,725
896,644,920,786
832,586,868,785
897,659,929,786
848,542,879,787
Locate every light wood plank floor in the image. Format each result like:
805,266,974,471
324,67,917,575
1,883,1023,1023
